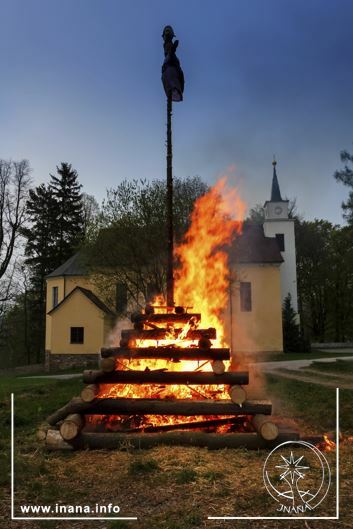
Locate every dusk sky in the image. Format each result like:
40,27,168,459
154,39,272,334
1,0,353,224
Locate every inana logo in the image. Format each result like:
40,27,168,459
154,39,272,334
263,440,331,515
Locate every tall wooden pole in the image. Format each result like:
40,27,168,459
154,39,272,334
166,93,174,307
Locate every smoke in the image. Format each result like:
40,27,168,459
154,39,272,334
104,317,131,348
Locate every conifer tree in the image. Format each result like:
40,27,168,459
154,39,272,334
22,184,57,358
49,162,84,262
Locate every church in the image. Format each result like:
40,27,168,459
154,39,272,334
45,161,298,370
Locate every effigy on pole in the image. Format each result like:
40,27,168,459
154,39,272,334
161,25,184,307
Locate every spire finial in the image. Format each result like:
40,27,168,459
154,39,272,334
272,154,277,167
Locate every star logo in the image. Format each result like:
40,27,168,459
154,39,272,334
263,440,332,515
275,451,310,483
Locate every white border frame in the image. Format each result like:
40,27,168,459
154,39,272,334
208,387,340,521
10,393,138,521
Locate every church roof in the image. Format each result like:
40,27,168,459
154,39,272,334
229,224,284,264
270,160,283,201
48,222,283,282
46,252,88,278
48,286,115,316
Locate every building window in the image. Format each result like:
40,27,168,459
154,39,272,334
275,233,285,252
240,282,252,312
70,327,84,344
116,283,128,313
52,286,59,308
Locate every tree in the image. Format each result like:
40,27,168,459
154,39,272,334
23,184,58,284
22,184,58,359
296,220,333,341
334,146,353,224
0,159,31,281
282,293,303,352
82,192,100,241
87,176,208,308
328,226,353,341
49,162,84,263
296,219,353,342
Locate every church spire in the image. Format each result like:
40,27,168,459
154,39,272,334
270,157,283,201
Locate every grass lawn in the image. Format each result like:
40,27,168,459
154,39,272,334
0,373,352,529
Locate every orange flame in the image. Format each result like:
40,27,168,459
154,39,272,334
174,176,246,346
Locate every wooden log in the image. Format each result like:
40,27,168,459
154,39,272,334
80,384,99,403
73,429,298,451
229,385,247,405
84,398,272,416
36,422,51,441
46,397,91,426
45,429,74,451
83,369,249,386
99,356,116,372
60,414,84,441
212,360,225,374
252,414,279,441
120,328,216,342
101,346,230,361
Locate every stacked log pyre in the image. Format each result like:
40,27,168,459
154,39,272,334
42,306,299,450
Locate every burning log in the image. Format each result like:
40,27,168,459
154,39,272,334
120,328,216,342
211,360,225,374
228,385,247,405
252,414,279,441
132,313,201,324
198,337,211,349
84,398,272,416
101,346,230,361
129,416,247,433
60,413,84,441
99,357,116,372
80,384,99,403
83,369,249,386
72,429,298,451
46,397,91,425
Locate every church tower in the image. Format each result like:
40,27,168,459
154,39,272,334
263,159,298,312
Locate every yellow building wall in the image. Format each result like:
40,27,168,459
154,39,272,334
226,263,283,354
45,275,108,351
49,289,109,354
45,277,65,352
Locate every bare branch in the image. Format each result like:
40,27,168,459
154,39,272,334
0,159,31,279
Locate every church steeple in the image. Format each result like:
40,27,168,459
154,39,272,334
270,157,283,201
264,157,289,220
263,157,298,314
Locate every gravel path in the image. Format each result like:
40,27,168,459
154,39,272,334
251,355,353,388
252,355,353,373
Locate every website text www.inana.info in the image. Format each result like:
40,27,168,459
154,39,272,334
19,503,121,515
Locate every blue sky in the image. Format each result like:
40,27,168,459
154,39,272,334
1,0,353,224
